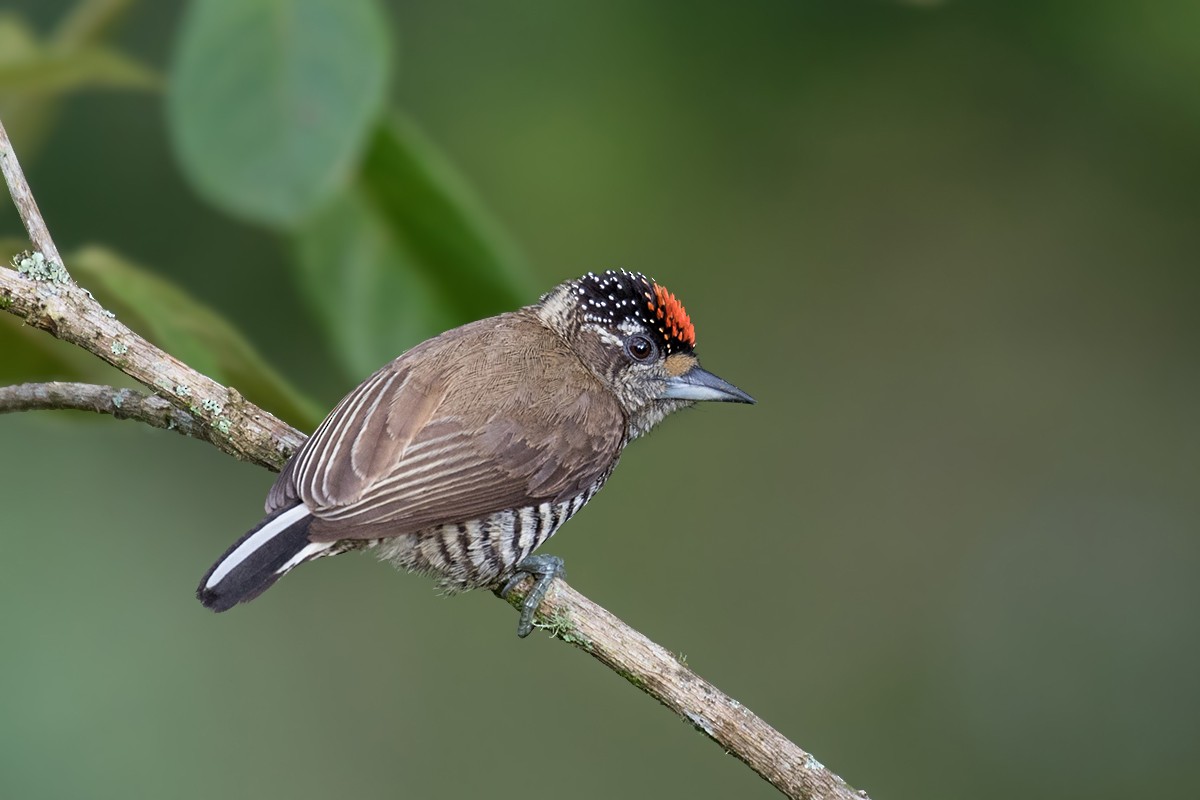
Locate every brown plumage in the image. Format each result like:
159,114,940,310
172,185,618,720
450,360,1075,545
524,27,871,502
198,270,753,629
272,314,623,539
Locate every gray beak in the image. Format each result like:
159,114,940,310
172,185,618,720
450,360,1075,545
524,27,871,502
660,365,756,404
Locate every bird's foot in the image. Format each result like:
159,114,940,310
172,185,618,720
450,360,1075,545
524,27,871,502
499,554,566,638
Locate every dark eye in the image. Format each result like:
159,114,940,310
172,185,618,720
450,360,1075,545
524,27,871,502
625,334,656,362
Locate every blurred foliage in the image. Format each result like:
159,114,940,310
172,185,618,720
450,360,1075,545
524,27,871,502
0,312,103,383
1,2,1199,800
68,245,324,427
1,0,533,418
0,16,156,94
359,115,534,316
293,115,533,375
0,0,148,153
292,182,458,377
166,0,391,228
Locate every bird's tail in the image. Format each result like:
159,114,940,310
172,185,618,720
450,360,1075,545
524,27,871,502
197,503,330,612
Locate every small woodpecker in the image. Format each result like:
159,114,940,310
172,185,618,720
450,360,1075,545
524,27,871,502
197,270,754,635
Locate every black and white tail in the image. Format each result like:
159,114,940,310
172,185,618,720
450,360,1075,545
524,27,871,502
197,503,330,612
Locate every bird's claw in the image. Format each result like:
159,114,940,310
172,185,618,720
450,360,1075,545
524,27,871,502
499,554,566,638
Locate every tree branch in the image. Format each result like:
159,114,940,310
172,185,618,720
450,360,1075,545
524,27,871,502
500,578,865,799
0,380,212,441
0,258,305,470
0,116,866,800
0,116,62,266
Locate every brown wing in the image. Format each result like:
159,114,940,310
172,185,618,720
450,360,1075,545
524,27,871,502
265,362,443,513
266,313,626,541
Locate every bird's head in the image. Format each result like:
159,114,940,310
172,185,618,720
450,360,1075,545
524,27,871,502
537,270,754,437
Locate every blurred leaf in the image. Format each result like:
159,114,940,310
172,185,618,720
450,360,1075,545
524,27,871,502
291,114,535,376
1,235,31,259
361,114,533,321
0,1,144,155
0,315,108,385
167,0,392,228
68,245,325,428
293,187,460,377
0,14,39,65
49,0,138,50
0,46,159,93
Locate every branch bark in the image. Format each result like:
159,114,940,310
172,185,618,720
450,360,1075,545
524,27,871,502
0,257,304,470
500,578,864,799
0,117,62,266
0,381,210,441
0,117,865,800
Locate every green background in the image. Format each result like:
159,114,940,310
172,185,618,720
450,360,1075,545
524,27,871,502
2,2,1198,798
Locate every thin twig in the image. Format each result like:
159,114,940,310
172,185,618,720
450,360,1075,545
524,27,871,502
0,115,866,800
0,381,210,442
0,119,62,266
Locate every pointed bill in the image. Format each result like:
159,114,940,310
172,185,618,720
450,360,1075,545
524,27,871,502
660,365,755,404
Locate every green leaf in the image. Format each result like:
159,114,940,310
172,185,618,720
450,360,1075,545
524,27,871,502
0,46,159,93
0,14,40,66
167,0,392,228
291,115,535,376
361,114,534,320
292,187,460,377
0,313,106,386
0,2,148,156
68,245,325,428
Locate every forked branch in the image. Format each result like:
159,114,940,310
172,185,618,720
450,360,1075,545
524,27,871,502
0,117,865,800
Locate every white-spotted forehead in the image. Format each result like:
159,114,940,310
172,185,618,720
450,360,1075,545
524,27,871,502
571,269,695,354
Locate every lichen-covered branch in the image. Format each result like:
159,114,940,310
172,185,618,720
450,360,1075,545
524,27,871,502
0,381,211,442
3,121,301,470
0,262,303,470
0,116,864,800
501,578,865,799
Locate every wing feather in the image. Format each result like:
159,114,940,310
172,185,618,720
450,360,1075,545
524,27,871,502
265,313,627,541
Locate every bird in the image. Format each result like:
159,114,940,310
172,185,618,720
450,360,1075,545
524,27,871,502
197,269,754,635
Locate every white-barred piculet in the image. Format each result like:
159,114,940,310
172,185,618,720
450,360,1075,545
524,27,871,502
198,270,754,635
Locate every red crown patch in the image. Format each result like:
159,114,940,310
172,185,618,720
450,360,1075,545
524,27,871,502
573,270,697,354
649,283,696,350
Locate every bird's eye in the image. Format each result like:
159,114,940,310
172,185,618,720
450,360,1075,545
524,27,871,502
625,334,656,362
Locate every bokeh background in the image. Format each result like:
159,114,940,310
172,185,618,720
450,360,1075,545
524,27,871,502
2,1,1198,798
